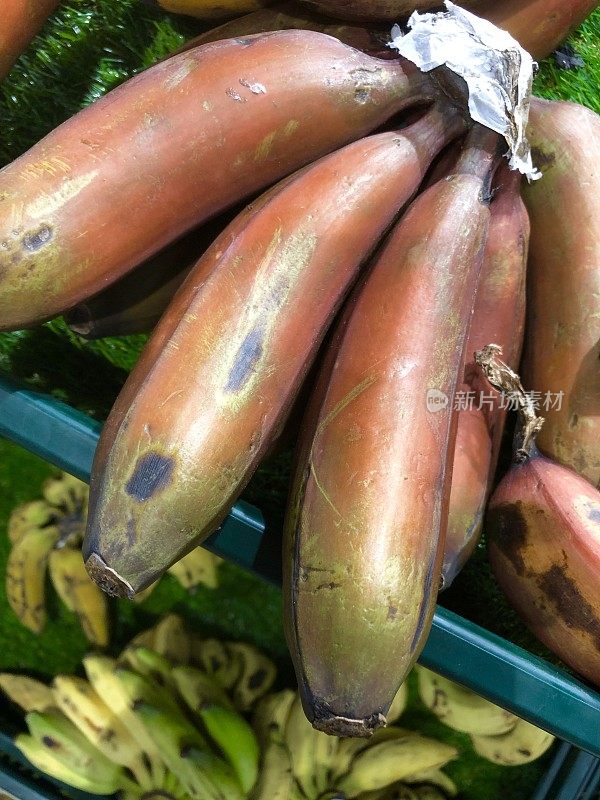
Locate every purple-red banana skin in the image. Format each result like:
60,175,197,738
171,2,392,58
1,0,59,81
487,451,600,687
0,30,431,332
64,213,237,339
442,164,528,588
82,105,464,599
302,0,483,23
521,98,600,489
283,126,499,737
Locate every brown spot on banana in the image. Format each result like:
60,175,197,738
536,564,600,652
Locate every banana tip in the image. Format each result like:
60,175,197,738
310,705,387,738
84,553,135,599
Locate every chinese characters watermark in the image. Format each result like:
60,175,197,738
426,389,564,413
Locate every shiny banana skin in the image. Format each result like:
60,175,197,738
416,667,517,736
486,449,600,687
284,126,500,736
0,0,59,81
0,29,433,331
442,164,528,588
83,103,462,598
48,546,109,646
521,98,600,488
6,525,59,633
0,674,55,712
470,718,555,765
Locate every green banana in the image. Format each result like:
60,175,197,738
153,613,192,664
470,718,555,765
6,525,59,633
120,646,177,689
0,674,55,712
7,500,56,544
52,674,152,787
198,704,260,794
25,709,129,791
15,733,125,796
226,642,277,710
337,733,457,798
416,667,518,736
133,701,240,800
168,548,222,591
192,638,241,690
173,666,235,712
48,546,109,646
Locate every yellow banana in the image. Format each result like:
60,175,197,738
250,690,302,800
42,473,88,516
404,768,457,797
82,653,166,783
6,525,59,633
192,638,241,690
52,674,153,787
470,718,555,765
16,733,125,796
284,693,322,799
331,727,413,783
416,667,518,736
153,613,191,664
151,0,274,21
173,666,235,712
388,683,408,724
124,624,157,651
338,733,458,798
7,500,56,544
226,642,277,711
0,674,55,712
48,546,108,646
168,547,222,591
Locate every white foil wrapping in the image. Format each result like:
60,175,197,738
389,1,541,180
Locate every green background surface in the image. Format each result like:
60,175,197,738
0,3,599,798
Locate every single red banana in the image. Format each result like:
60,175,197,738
283,125,500,737
0,30,433,331
442,163,528,588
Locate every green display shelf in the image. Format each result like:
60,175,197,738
1,371,600,767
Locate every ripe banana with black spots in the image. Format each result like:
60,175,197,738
6,524,59,633
192,638,241,690
48,546,108,646
470,718,555,765
226,642,277,710
7,500,57,544
416,667,517,736
168,548,222,591
337,733,457,798
42,473,88,518
23,709,132,793
52,675,152,787
0,674,55,712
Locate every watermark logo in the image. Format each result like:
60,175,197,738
426,389,449,413
425,389,564,412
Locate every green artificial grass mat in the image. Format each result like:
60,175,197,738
0,3,599,798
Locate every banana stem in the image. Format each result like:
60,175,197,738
474,343,544,461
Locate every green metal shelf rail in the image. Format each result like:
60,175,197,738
1,371,600,759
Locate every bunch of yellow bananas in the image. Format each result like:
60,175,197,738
4,473,223,644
